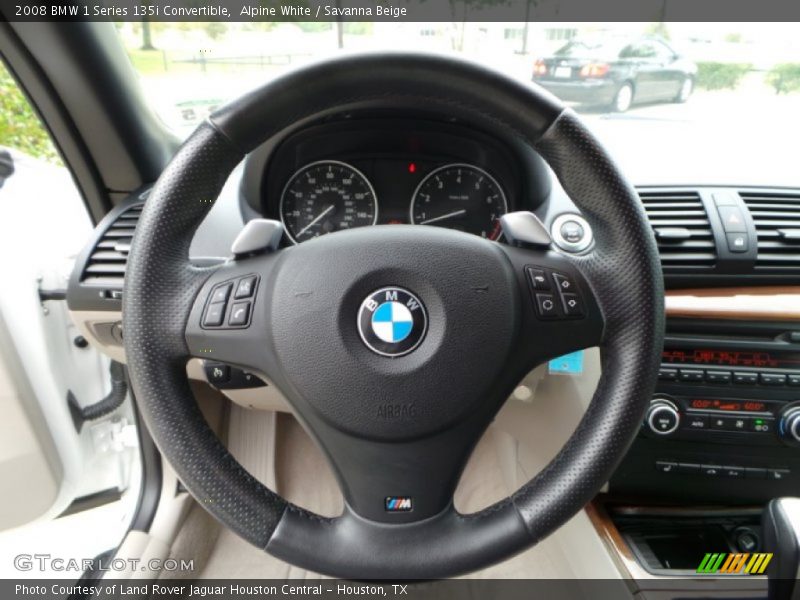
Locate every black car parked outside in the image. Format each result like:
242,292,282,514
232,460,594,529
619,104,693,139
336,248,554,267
533,36,697,112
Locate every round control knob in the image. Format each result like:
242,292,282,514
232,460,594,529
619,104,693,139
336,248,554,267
646,398,680,435
780,407,800,444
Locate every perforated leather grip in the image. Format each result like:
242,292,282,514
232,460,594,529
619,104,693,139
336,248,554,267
123,53,663,577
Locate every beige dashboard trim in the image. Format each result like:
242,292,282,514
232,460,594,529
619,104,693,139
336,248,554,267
666,287,800,321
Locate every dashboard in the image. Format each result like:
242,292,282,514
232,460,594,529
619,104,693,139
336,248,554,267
241,116,552,247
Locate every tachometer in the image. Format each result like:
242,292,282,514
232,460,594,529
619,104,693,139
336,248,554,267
410,164,507,239
280,160,378,244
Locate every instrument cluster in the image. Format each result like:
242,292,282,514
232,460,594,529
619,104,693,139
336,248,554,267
254,118,529,246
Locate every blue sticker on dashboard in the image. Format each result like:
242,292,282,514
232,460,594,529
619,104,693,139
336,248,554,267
548,350,584,375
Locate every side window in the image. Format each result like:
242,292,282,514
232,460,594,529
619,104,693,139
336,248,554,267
620,42,657,59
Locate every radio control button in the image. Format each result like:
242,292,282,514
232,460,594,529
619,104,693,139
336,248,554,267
760,373,787,386
685,415,709,430
723,466,744,478
658,367,678,381
745,467,767,479
734,371,759,385
701,465,722,477
679,369,705,382
655,461,677,474
706,370,732,384
769,469,790,481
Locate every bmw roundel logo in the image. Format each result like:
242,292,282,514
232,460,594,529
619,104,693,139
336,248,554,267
357,287,427,357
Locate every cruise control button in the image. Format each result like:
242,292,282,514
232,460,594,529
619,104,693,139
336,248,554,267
552,273,575,293
210,283,232,304
204,362,230,385
679,369,705,382
760,373,786,386
525,267,550,291
534,293,559,318
734,371,759,385
235,276,257,299
726,233,749,253
560,293,584,317
203,302,225,327
228,302,251,326
706,370,732,384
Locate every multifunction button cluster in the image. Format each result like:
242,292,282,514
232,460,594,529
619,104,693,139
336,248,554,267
659,366,800,387
524,265,585,320
654,460,789,481
202,274,258,329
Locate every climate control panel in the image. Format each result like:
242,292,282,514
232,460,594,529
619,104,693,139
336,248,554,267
642,395,800,447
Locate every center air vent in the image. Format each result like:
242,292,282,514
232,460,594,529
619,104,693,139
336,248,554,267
638,190,716,270
81,203,143,287
740,191,800,271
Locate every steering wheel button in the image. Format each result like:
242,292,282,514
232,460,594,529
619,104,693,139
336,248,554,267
210,283,232,304
235,276,257,299
525,267,550,290
203,302,225,327
552,273,574,292
560,293,584,317
534,293,559,318
228,302,251,326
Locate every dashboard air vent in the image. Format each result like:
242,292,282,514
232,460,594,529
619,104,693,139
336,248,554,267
638,190,716,269
81,203,143,286
740,191,800,271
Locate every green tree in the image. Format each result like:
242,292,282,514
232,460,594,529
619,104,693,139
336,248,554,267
204,22,227,40
0,62,60,163
766,64,800,94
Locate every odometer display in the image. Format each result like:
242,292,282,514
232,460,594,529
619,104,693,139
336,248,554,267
410,164,507,239
280,161,378,244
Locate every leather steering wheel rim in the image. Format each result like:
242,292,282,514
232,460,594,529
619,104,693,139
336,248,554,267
123,53,664,579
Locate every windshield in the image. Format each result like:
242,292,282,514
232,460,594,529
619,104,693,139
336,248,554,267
118,22,800,187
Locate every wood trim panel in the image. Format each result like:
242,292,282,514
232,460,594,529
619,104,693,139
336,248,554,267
665,287,800,321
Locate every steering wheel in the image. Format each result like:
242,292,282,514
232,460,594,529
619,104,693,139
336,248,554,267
123,54,664,579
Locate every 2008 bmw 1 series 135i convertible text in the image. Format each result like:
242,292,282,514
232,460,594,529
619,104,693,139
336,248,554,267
2,2,800,598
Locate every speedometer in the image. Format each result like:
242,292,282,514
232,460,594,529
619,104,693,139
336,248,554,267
279,160,378,244
410,164,507,240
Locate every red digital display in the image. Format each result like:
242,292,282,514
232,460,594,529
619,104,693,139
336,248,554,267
690,399,767,412
663,348,800,369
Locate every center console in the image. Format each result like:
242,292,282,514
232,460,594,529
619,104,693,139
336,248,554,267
611,321,800,504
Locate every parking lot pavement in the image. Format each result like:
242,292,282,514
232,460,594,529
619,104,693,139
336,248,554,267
573,89,800,187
